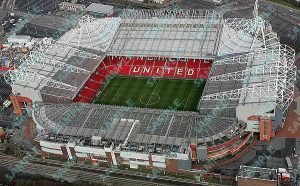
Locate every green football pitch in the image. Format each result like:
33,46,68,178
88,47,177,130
95,76,206,111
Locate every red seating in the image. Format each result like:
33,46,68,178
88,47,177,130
74,96,91,103
199,68,210,78
97,68,110,76
107,66,120,74
103,57,111,66
177,62,186,67
110,57,120,65
118,66,130,75
91,74,104,82
134,58,145,66
186,68,198,79
154,60,165,66
165,61,177,68
130,66,142,76
163,67,175,77
151,66,164,76
140,66,152,77
80,88,96,98
122,58,133,66
86,81,101,91
98,62,106,69
187,60,201,68
145,60,154,66
200,60,212,68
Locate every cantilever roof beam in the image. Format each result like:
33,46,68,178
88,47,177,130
7,67,77,91
28,51,91,74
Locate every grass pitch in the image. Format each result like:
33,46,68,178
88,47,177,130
95,76,206,111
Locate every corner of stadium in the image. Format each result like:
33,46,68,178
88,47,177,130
4,2,297,173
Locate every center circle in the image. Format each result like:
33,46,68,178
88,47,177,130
140,93,160,106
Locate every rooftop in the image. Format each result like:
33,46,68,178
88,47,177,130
33,102,243,151
85,3,114,14
108,9,223,59
238,166,277,181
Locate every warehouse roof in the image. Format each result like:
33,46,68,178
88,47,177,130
85,3,113,14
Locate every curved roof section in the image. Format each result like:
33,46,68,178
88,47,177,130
59,15,121,52
33,103,243,150
218,17,279,55
4,38,106,99
202,45,296,117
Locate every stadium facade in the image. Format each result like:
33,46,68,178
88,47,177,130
4,2,297,172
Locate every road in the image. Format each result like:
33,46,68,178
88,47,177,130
0,0,16,11
0,153,225,186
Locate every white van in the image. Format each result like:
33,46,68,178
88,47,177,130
213,0,226,5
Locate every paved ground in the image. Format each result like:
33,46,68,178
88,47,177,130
0,153,219,186
177,0,216,10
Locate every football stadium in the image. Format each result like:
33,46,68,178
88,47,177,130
4,3,297,172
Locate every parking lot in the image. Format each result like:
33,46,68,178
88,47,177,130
0,76,13,128
1,13,21,32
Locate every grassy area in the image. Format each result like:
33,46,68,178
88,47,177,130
95,76,206,111
268,0,300,11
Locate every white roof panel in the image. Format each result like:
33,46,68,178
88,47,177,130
85,3,113,14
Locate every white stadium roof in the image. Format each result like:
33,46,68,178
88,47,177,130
59,16,121,52
108,10,223,59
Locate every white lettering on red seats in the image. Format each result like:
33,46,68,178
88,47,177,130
133,66,140,73
143,67,151,73
187,69,194,75
177,69,183,75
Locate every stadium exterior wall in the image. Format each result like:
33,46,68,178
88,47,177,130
35,131,252,171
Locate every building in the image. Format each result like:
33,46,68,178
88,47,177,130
18,15,78,39
58,2,85,13
152,0,172,5
85,3,114,17
134,0,174,5
4,1,297,173
237,166,278,186
7,35,31,44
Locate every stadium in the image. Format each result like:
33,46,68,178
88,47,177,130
4,3,297,172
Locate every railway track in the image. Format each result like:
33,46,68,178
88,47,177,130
0,153,218,186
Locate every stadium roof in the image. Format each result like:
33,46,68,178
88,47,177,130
25,14,78,33
59,16,120,52
200,2,296,117
108,9,223,59
202,45,296,116
5,38,106,99
33,102,243,151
